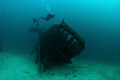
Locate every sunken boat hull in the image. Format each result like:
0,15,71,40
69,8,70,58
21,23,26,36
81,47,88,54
40,20,85,70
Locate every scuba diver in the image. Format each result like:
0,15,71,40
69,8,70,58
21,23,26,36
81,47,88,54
39,13,55,21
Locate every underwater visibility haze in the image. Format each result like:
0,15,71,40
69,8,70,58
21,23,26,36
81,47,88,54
0,0,120,80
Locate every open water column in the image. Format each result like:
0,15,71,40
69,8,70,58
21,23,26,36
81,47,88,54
0,0,120,80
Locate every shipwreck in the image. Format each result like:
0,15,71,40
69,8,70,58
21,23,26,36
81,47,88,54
29,19,85,72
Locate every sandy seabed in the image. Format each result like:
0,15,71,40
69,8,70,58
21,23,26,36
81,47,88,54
0,52,120,80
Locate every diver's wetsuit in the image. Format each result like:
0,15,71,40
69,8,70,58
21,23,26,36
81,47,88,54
39,13,55,21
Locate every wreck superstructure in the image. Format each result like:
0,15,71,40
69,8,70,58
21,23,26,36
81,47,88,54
29,19,85,72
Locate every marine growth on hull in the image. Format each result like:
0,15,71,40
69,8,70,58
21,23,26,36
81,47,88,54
29,19,85,72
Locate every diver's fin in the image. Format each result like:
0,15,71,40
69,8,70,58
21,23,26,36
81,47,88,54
40,17,46,19
39,17,48,21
